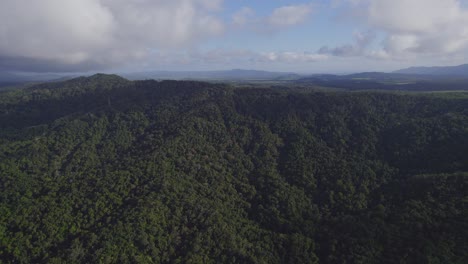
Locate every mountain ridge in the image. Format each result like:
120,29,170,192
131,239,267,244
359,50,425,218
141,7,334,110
393,63,468,76
122,69,301,81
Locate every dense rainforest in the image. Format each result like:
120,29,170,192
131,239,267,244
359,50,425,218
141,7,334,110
0,74,467,263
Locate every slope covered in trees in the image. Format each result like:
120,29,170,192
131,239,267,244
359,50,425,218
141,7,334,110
0,75,467,263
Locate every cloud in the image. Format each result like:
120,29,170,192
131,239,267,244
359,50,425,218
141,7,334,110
367,0,462,34
232,7,255,27
192,49,257,64
0,0,224,72
259,51,327,63
267,4,313,27
231,3,313,33
143,49,327,70
319,31,376,56
366,0,468,57
330,0,360,7
335,0,468,60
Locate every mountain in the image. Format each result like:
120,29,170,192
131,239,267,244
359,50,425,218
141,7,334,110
394,63,468,76
0,70,301,85
0,71,76,89
0,72,71,83
295,71,468,91
0,74,467,263
122,69,301,81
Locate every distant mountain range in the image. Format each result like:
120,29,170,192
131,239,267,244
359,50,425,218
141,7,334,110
0,69,301,88
2,64,468,89
0,72,75,89
122,69,300,81
394,64,468,76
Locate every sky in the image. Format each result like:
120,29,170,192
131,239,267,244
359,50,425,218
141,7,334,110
1,0,468,74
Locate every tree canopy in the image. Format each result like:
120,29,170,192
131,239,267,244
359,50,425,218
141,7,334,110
0,75,467,263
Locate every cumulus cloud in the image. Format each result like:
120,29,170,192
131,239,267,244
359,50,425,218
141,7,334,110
0,0,224,72
267,4,313,27
144,49,327,70
334,0,468,60
319,31,376,56
232,7,255,27
231,3,313,32
367,0,462,34
368,0,468,57
259,51,327,63
330,0,362,7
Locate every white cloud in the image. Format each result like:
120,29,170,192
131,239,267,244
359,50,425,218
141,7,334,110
0,0,224,72
0,0,114,63
330,0,363,7
259,51,327,63
189,49,257,64
319,31,376,56
335,0,468,60
267,4,313,27
196,0,223,11
104,0,224,47
231,3,313,33
375,0,468,59
367,0,462,34
232,7,255,26
143,49,327,70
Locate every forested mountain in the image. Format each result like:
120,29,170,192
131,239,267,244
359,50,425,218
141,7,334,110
296,72,468,91
0,72,72,89
0,74,467,263
122,69,300,81
394,64,468,77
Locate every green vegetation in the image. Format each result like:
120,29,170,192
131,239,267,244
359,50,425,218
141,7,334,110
0,75,467,263
296,72,468,92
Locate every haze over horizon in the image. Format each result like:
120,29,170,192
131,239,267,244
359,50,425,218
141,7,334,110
2,0,468,75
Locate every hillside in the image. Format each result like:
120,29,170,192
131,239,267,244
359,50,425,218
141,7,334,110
0,75,467,263
394,64,468,76
296,72,468,91
123,69,301,81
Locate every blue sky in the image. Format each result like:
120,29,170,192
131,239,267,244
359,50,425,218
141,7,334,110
1,0,468,74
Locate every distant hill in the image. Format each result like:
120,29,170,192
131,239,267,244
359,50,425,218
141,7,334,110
394,64,468,76
0,72,76,88
296,71,468,91
0,69,301,84
122,69,301,81
0,72,70,82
